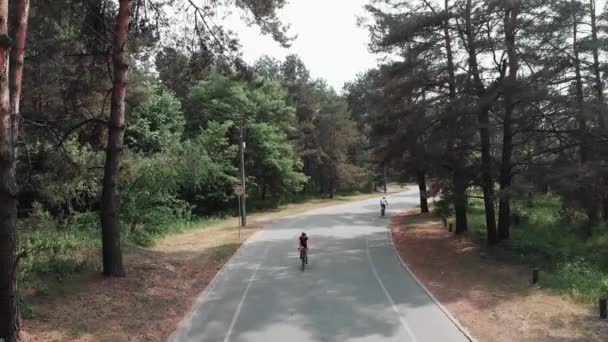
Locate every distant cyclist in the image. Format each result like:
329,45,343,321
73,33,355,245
299,232,308,264
380,197,389,216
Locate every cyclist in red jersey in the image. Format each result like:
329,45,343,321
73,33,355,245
299,232,308,264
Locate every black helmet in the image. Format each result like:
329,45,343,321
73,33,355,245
301,232,306,236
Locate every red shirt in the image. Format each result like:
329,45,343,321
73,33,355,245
299,236,308,249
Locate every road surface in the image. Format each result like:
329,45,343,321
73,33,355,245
170,188,472,342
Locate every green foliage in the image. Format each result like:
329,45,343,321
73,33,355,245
15,50,373,302
185,72,308,199
122,120,238,244
544,259,608,302
185,74,250,136
247,122,308,195
18,207,99,287
432,197,453,220
18,138,103,219
466,194,608,303
125,82,185,154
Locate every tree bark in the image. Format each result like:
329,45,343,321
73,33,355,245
0,0,29,338
464,0,498,245
9,0,28,157
589,0,608,221
572,5,598,224
416,168,429,213
0,0,15,339
383,164,387,194
498,1,520,241
4,1,29,339
603,177,608,222
453,169,468,234
590,0,605,129
443,0,468,233
443,0,456,101
572,10,587,163
100,0,132,278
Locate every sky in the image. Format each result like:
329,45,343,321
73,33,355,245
223,0,376,91
223,0,608,92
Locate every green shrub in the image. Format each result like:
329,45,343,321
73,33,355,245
466,192,608,304
543,258,608,303
18,228,98,285
432,197,453,221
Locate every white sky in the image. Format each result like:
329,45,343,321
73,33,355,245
223,0,376,91
223,0,608,91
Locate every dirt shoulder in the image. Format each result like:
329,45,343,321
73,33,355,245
391,210,607,342
21,190,395,342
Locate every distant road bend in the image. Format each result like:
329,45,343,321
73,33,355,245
170,188,472,342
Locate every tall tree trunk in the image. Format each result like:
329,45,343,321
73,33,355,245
319,168,324,194
9,0,28,151
443,0,468,233
100,0,132,277
498,1,520,241
573,14,587,163
603,177,608,222
443,0,456,102
590,0,605,129
302,158,309,194
453,169,468,234
1,0,29,339
464,0,498,245
383,164,387,194
0,0,15,337
329,125,336,199
416,168,429,213
589,0,608,220
572,6,597,224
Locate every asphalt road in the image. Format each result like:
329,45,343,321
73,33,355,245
170,188,472,342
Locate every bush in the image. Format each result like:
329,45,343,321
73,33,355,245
432,197,453,221
18,228,98,285
543,258,608,303
467,192,608,304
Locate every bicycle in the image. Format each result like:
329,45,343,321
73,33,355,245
299,247,308,271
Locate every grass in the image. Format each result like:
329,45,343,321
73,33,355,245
463,193,608,303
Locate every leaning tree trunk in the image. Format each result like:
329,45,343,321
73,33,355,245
100,0,132,277
497,1,520,241
465,0,498,245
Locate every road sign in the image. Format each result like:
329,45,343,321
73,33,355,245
234,184,244,196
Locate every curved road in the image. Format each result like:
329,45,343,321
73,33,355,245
170,188,471,342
